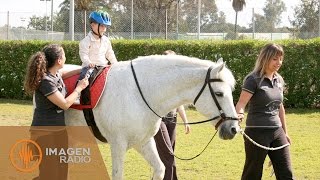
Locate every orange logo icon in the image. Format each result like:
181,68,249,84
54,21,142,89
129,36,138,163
10,139,42,172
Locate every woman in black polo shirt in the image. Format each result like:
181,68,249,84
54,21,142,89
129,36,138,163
24,44,88,118
24,44,88,180
236,43,293,180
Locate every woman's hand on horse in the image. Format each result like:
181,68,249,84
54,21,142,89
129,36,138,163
77,78,89,91
89,63,95,68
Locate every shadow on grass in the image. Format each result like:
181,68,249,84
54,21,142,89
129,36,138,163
0,98,32,105
0,98,319,115
285,108,320,114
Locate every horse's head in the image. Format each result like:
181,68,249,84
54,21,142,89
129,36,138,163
194,58,239,140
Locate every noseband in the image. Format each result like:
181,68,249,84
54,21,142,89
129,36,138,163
130,61,238,130
193,66,239,129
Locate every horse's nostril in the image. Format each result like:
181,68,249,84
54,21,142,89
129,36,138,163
231,127,237,134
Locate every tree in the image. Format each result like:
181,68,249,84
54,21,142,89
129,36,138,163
58,0,98,34
201,11,229,32
57,0,180,35
179,0,219,33
262,0,286,32
247,0,286,33
94,0,220,34
290,0,320,39
28,15,50,30
54,0,228,38
231,0,246,37
252,14,271,32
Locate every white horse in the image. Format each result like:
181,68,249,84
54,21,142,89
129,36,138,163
65,55,240,180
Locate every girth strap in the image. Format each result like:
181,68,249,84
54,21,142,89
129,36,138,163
83,109,108,142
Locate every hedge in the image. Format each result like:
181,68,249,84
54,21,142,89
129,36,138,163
0,39,319,108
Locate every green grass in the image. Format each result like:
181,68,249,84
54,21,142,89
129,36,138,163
0,98,33,126
1,98,320,179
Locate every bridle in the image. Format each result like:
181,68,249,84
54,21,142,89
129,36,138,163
130,61,239,130
193,66,239,129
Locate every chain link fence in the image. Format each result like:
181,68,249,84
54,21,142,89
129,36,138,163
1,0,319,41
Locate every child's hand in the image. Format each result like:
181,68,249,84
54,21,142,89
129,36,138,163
89,63,95,68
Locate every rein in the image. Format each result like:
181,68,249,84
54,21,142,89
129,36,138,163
130,61,239,128
170,130,218,160
130,60,239,160
130,60,163,118
130,60,287,159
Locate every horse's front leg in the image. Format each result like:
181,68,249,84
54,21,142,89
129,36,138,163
135,137,165,180
110,139,127,180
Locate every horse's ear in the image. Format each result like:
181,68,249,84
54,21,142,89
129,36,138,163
217,62,225,72
217,58,226,72
212,58,225,74
217,57,224,64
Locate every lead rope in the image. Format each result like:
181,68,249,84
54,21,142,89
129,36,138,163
239,128,290,150
239,127,290,178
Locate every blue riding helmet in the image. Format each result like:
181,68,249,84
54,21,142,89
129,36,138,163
89,11,111,26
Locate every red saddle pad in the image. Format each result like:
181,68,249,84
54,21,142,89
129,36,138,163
64,66,110,110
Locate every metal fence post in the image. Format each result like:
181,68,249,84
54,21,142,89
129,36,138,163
165,9,168,40
131,0,133,39
252,8,255,39
176,0,179,39
197,0,201,40
51,0,53,40
45,0,48,40
69,0,74,41
6,11,9,40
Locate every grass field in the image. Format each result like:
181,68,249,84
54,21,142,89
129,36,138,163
1,98,320,179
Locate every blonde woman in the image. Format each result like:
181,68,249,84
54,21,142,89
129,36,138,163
236,43,293,180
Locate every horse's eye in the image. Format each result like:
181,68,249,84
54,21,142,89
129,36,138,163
215,92,224,97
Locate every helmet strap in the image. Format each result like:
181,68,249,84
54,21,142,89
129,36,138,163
97,24,102,38
90,24,102,38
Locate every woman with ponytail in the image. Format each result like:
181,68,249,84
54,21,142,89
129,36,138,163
24,44,88,119
24,44,88,180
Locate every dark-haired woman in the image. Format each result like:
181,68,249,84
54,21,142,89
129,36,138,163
24,44,88,180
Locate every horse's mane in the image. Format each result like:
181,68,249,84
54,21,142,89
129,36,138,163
134,55,236,89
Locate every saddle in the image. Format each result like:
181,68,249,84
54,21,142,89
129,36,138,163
64,66,111,110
